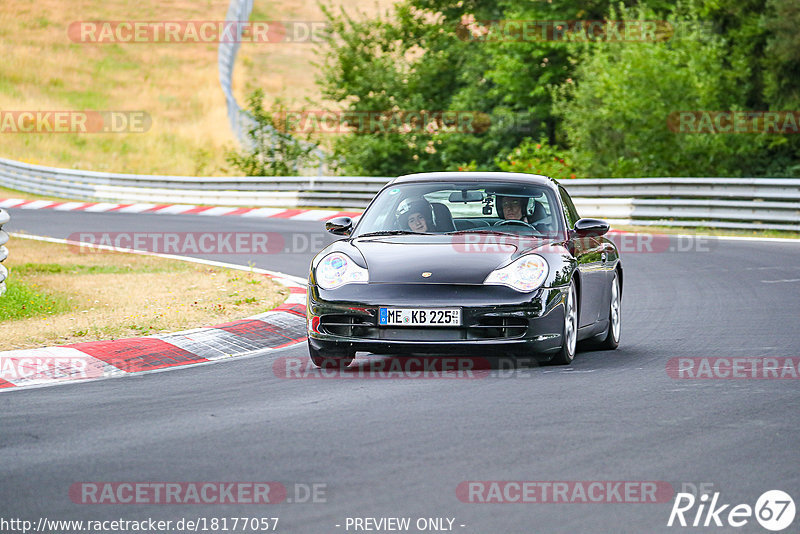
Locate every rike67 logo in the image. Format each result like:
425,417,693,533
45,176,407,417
668,490,795,531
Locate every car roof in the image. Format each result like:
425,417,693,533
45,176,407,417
390,171,558,188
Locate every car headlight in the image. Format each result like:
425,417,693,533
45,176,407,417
316,252,369,290
484,254,549,292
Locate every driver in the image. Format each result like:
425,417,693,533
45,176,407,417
496,195,533,223
397,197,433,233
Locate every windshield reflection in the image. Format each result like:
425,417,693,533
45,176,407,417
354,182,566,239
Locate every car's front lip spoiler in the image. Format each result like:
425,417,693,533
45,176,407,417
307,335,563,356
306,285,567,356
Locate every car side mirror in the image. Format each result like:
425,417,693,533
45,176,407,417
573,218,610,237
326,216,353,236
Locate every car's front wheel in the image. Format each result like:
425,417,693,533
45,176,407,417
551,280,578,365
308,341,355,369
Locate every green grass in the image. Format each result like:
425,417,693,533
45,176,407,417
0,278,71,321
0,76,22,98
59,89,109,109
12,262,190,276
0,236,289,349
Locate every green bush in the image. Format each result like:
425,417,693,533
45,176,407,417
226,90,319,176
552,6,766,177
497,137,575,180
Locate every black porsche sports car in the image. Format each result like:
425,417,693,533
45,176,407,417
306,172,622,367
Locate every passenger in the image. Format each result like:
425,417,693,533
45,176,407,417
397,198,433,233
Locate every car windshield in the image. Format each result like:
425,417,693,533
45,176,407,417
353,181,566,239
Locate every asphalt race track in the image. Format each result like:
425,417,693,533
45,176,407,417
3,208,340,278
2,207,799,533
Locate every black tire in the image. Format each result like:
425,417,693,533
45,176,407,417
551,280,578,365
597,271,621,350
308,340,354,368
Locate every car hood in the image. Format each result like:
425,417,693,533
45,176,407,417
351,234,561,284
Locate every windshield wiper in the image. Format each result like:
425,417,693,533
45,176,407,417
446,229,523,238
356,230,432,238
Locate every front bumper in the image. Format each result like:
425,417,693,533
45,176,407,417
307,283,567,358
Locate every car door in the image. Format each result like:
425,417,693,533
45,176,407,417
558,186,604,327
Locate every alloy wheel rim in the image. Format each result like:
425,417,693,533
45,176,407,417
610,276,620,341
565,284,577,356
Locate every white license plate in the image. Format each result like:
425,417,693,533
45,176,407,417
378,307,462,326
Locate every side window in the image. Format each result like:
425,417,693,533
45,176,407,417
558,186,580,229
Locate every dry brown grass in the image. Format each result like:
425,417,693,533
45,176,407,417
1,237,289,350
239,0,394,105
0,0,393,176
1,0,236,175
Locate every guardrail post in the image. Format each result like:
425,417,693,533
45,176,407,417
0,208,9,296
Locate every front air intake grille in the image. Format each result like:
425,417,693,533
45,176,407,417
319,314,373,337
319,313,528,341
469,317,528,339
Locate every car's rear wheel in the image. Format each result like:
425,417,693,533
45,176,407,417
308,341,354,368
597,271,621,350
551,280,578,365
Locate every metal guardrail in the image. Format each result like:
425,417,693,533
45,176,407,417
0,209,9,296
563,177,800,202
218,0,255,146
0,156,798,231
217,0,325,174
0,157,384,207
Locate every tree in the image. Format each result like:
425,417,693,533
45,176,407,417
317,0,799,177
552,5,767,177
760,0,800,175
225,90,319,176
318,2,493,175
